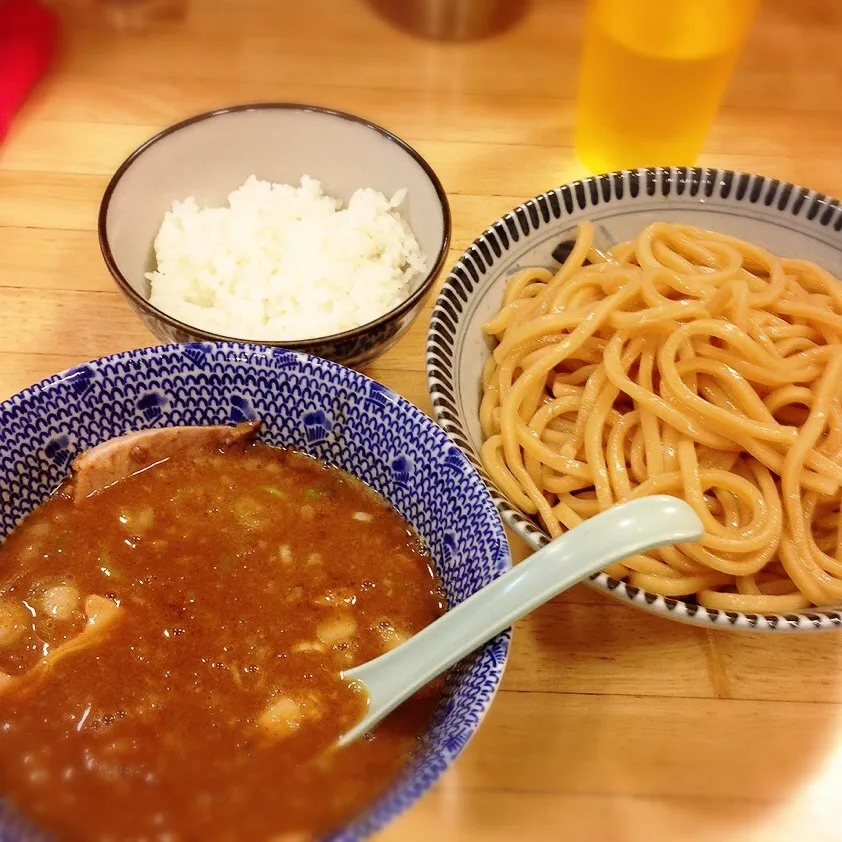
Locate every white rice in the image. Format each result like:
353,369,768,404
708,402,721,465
145,175,428,341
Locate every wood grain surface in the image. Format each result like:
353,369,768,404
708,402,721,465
3,1,842,839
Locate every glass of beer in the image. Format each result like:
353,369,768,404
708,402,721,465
574,0,759,172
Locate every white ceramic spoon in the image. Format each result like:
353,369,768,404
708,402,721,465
338,494,703,746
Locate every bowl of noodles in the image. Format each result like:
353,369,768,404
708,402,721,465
426,167,842,632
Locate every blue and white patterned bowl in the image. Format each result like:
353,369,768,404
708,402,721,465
427,166,842,633
0,343,510,841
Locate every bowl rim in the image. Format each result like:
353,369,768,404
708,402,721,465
0,341,512,841
426,165,842,633
97,102,452,348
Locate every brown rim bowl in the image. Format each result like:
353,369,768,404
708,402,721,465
98,104,451,369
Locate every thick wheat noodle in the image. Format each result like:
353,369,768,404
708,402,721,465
480,220,842,611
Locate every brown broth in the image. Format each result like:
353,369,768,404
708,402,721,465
0,442,446,841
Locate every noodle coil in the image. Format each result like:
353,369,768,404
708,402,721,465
480,221,842,612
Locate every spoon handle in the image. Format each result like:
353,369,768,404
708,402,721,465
340,495,703,745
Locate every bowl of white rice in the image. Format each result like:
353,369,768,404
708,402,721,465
98,104,450,368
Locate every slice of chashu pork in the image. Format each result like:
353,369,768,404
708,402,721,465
64,421,261,502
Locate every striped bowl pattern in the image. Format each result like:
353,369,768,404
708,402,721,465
426,167,842,632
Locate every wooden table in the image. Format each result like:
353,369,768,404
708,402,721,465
3,1,842,839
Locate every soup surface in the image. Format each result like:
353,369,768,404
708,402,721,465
0,425,445,841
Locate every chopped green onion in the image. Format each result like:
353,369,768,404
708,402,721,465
233,497,263,530
305,489,324,500
99,551,122,580
263,486,288,500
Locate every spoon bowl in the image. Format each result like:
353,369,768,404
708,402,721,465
339,494,704,746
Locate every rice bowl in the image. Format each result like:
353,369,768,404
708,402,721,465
98,103,451,368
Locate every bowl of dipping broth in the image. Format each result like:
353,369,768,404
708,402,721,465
0,343,509,841
427,166,842,633
98,104,451,369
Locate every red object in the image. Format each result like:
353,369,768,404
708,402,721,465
0,0,58,142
